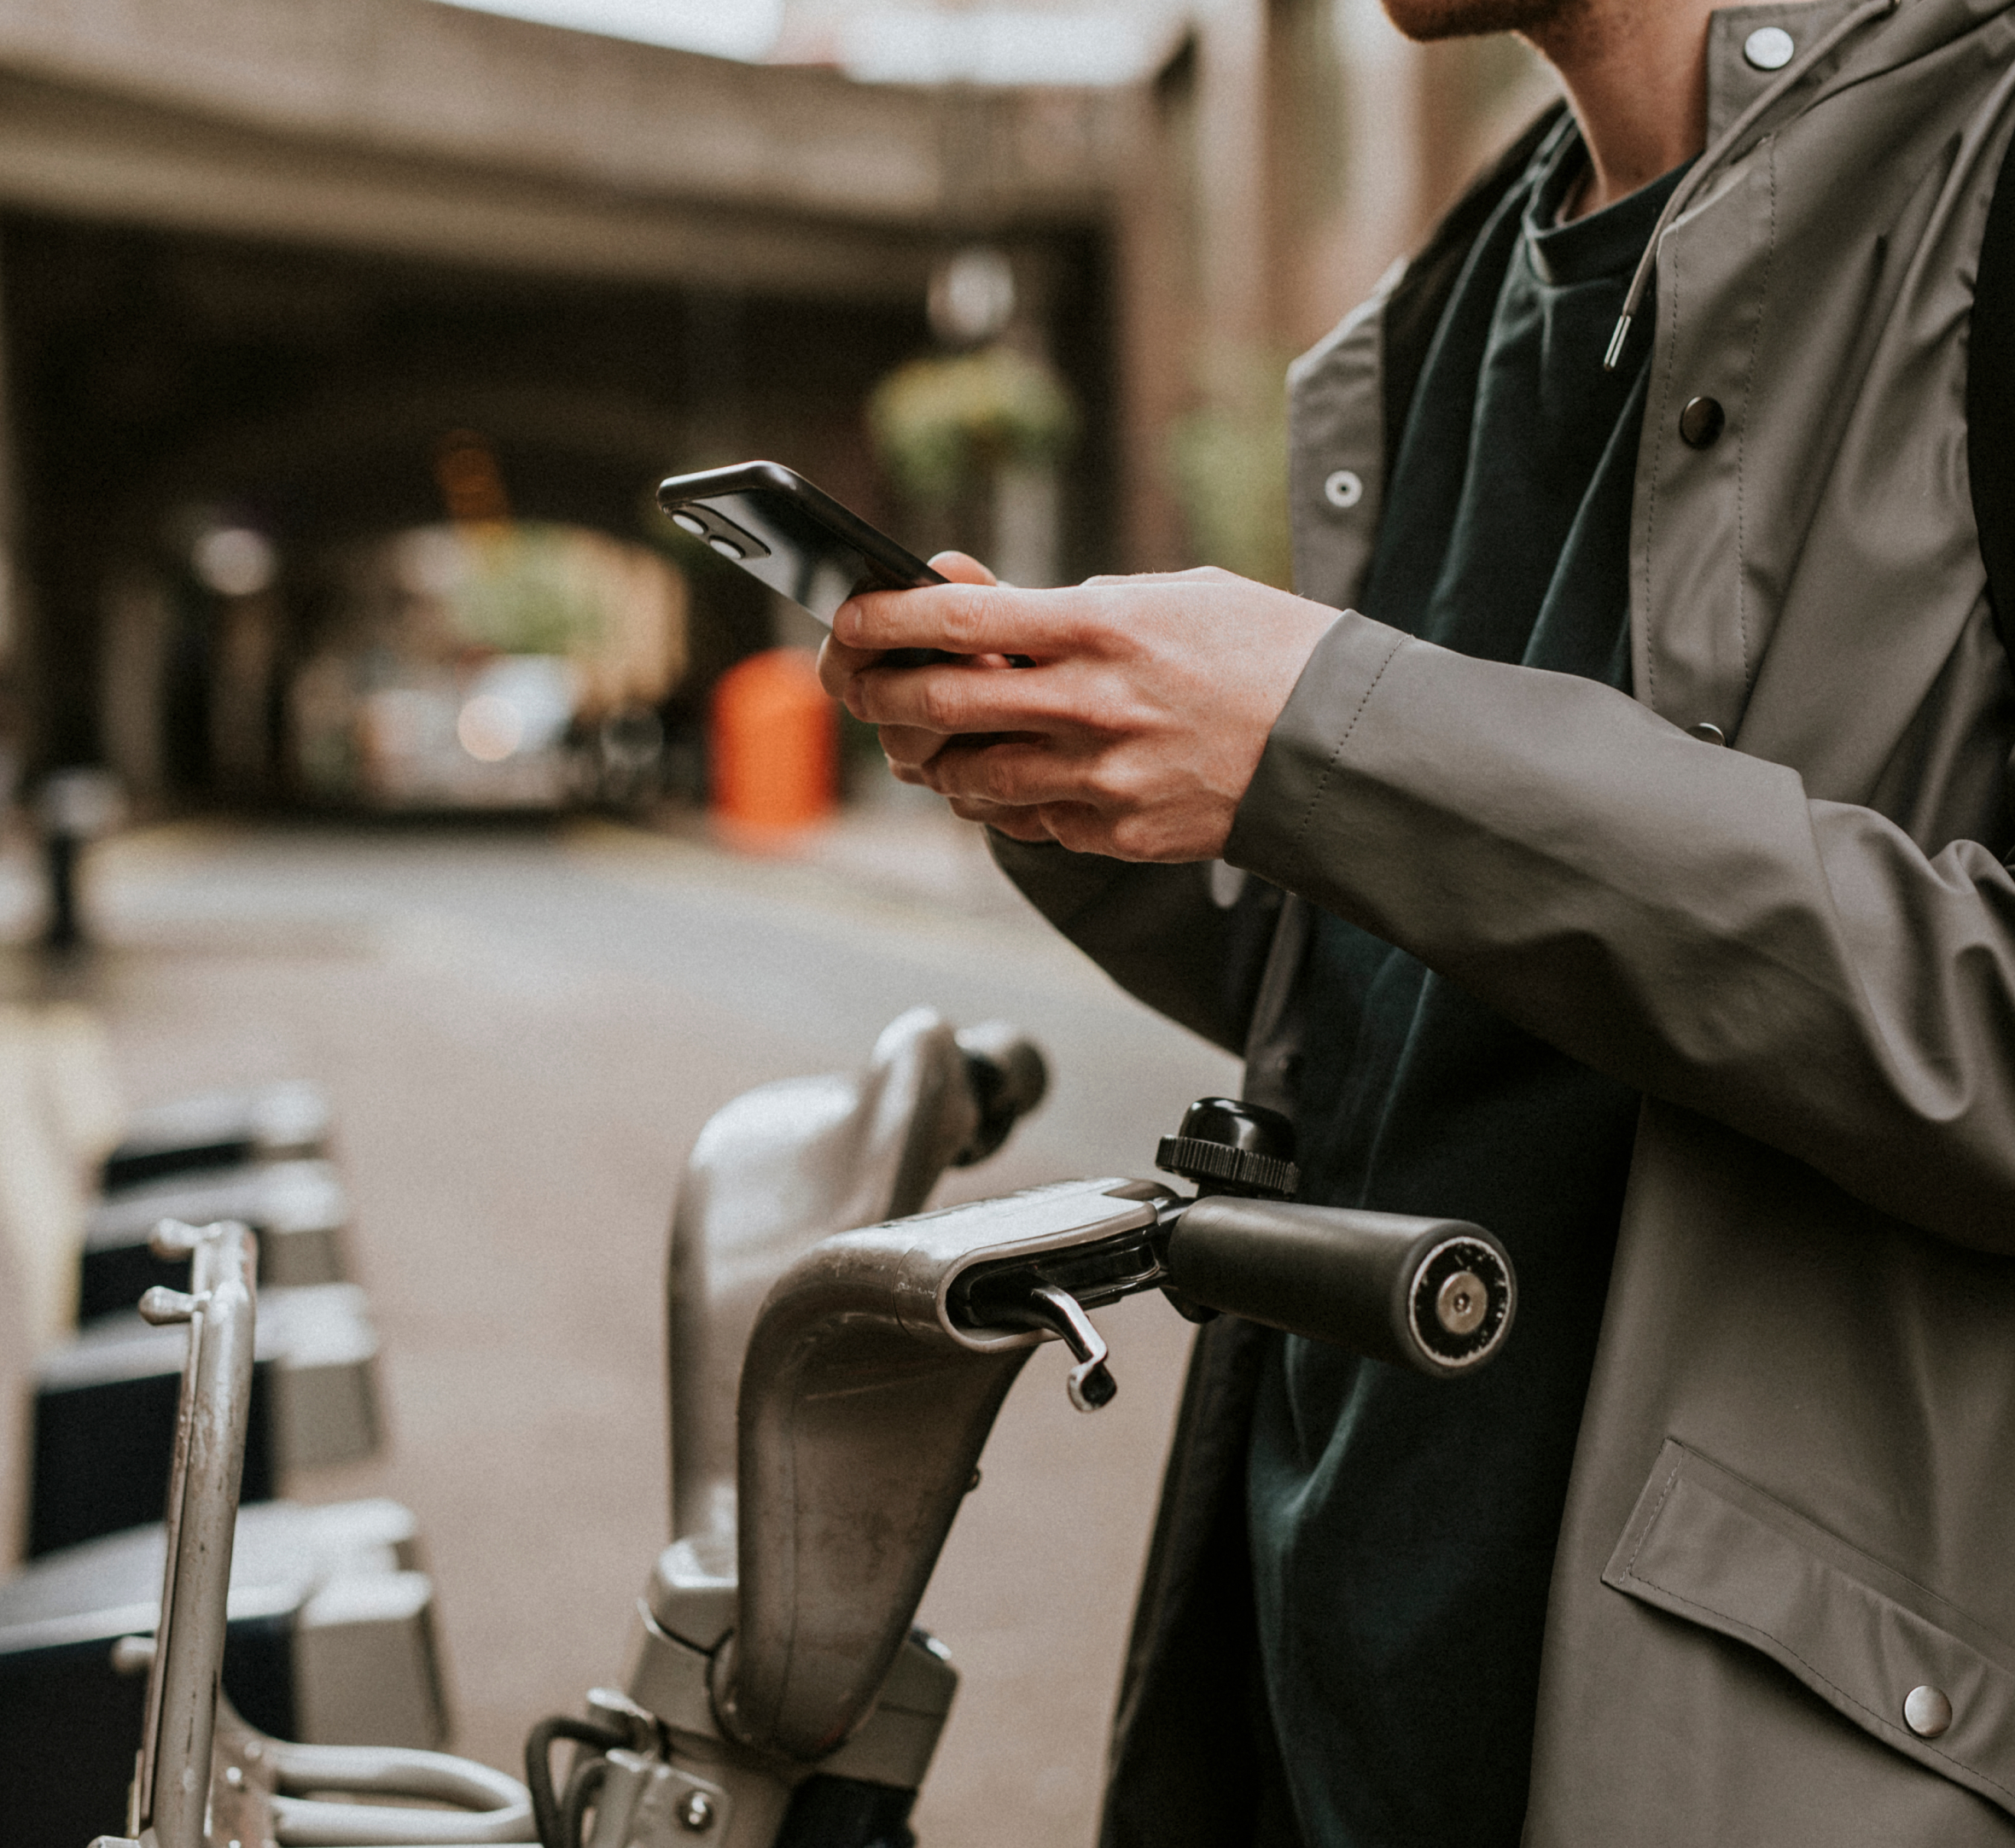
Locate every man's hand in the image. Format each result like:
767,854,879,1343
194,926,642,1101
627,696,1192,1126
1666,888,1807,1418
817,554,1338,862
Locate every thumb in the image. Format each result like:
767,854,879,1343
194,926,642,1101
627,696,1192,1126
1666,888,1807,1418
929,551,999,587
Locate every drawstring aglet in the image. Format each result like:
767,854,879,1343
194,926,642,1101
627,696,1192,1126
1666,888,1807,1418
1591,0,1896,377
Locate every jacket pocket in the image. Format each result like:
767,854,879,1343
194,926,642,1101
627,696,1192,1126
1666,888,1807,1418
1604,1438,2015,1819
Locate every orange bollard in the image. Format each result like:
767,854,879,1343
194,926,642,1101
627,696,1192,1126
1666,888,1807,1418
708,647,838,833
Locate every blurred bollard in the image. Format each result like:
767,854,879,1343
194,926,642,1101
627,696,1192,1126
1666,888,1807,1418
708,648,836,833
33,769,125,951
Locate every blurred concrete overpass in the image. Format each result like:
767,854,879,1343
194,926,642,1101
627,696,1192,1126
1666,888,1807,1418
0,0,1552,798
0,0,1127,287
0,0,1139,791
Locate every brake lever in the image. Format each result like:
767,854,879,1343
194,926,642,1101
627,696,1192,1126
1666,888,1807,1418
950,1221,1171,1412
1005,1282,1117,1411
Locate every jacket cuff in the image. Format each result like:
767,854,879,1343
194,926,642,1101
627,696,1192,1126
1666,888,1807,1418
1224,607,1411,889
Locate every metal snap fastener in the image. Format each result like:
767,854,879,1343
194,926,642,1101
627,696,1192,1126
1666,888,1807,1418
1744,26,1795,69
1680,396,1726,449
1324,469,1364,510
1435,1270,1487,1338
1904,1685,1952,1738
1688,721,1727,745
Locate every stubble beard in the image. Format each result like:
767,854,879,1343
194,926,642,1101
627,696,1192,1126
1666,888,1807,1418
1381,0,1600,57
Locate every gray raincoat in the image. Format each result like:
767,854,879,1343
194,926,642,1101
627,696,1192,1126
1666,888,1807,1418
994,0,2015,1839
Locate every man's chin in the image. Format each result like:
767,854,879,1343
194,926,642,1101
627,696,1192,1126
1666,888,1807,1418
1381,0,1575,39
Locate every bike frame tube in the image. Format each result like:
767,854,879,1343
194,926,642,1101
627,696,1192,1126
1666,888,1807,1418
668,1009,984,1548
723,1179,1171,1762
140,1223,259,1848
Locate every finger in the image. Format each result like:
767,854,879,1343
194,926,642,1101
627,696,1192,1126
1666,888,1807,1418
880,721,1052,780
875,754,1049,837
948,796,1052,841
829,555,999,661
916,734,1098,810
944,793,1019,823
850,656,1080,736
929,784,1055,835
834,580,1085,659
817,633,882,701
1029,801,1115,857
1078,566,1234,590
876,722,949,774
929,551,999,587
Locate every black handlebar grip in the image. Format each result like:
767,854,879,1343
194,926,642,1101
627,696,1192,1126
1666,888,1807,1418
1164,1198,1515,1376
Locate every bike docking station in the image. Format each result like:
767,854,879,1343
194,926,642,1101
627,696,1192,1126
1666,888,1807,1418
56,1008,1513,1848
8,1066,379,1563
0,1060,441,1848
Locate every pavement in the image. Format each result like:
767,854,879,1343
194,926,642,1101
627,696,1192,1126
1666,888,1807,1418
1,796,1238,1848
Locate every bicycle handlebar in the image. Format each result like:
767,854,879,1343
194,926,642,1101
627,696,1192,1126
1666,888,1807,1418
1165,1197,1515,1375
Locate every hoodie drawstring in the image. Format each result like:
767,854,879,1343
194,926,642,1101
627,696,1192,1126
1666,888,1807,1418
1604,0,1902,370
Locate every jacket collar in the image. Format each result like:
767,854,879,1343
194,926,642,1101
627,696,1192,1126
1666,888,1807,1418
1606,0,1901,370
1703,0,1868,142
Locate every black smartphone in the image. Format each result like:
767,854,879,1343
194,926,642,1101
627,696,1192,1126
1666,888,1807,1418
657,461,946,627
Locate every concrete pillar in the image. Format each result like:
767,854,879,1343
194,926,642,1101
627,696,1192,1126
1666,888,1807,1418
0,238,25,785
1332,0,1433,306
1113,0,1286,576
1195,0,1275,360
210,589,281,799
101,572,173,803
1113,79,1197,573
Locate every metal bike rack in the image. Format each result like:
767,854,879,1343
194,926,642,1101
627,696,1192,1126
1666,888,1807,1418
64,1018,1511,1848
87,1218,533,1848
84,1158,351,1318
102,1081,333,1194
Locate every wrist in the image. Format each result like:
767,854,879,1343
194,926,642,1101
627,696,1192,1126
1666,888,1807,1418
1224,608,1412,884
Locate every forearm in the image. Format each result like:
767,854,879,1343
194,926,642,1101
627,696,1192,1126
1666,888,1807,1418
987,835,1245,1052
1227,612,2015,1246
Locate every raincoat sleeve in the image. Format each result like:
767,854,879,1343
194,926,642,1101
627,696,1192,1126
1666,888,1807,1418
1224,606,2015,1250
985,837,1249,1055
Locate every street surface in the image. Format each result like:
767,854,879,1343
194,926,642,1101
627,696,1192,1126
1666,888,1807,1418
8,807,1238,1848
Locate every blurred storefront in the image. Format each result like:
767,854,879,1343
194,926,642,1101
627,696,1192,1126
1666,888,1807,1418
0,0,1552,817
290,515,686,812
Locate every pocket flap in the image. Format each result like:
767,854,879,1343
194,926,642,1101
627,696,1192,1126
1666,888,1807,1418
1604,1439,2015,1817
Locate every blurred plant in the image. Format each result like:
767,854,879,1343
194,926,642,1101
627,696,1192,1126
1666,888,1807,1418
869,345,1078,508
1168,350,1296,589
452,526,609,656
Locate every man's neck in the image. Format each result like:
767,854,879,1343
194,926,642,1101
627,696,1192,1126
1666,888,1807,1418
1527,0,1721,216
